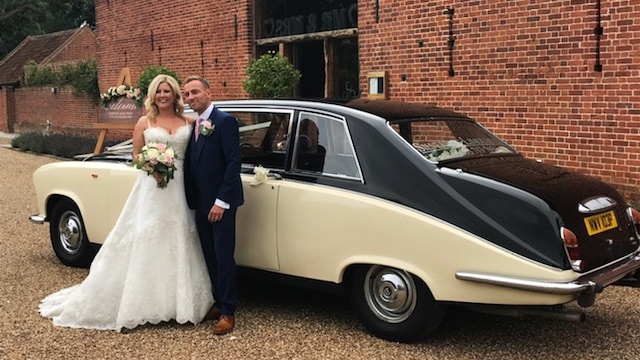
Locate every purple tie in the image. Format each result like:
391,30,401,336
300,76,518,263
195,116,201,141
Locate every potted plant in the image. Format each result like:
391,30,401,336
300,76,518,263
242,54,301,98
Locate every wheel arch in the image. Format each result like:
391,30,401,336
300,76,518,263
338,257,437,297
45,192,86,223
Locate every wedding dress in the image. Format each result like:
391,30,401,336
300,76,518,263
39,124,214,331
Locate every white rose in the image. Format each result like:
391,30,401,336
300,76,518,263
146,148,159,160
116,85,126,95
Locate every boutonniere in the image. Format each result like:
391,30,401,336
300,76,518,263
199,119,215,137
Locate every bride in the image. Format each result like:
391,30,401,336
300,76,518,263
39,75,214,331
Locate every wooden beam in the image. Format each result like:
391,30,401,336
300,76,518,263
324,39,335,98
256,28,357,46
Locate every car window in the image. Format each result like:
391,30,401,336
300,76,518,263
293,112,362,180
227,110,292,170
390,119,516,162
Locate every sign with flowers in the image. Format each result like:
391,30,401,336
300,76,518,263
99,82,144,124
101,85,144,108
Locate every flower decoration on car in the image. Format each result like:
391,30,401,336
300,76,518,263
425,140,470,162
199,119,215,137
251,165,269,186
100,85,144,108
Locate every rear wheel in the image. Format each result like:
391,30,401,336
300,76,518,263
49,199,95,268
347,265,445,343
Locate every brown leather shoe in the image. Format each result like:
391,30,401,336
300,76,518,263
213,315,235,335
203,306,222,321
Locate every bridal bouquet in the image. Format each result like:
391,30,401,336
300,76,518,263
133,142,177,188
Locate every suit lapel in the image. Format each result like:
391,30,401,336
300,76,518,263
193,107,217,162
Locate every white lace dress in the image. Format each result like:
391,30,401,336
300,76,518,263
39,124,214,331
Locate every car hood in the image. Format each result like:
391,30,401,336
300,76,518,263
445,155,636,271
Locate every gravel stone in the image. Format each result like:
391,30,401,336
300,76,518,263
1,147,640,359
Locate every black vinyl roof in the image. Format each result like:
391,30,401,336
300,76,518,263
345,98,471,121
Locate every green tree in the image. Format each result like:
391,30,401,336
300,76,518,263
136,65,181,96
0,0,95,60
243,54,301,98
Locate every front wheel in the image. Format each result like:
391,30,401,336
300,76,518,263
347,265,445,343
49,199,96,268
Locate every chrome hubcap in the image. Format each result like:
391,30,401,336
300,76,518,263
364,265,417,323
58,210,82,255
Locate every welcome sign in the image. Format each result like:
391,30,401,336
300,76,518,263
98,68,143,124
99,96,142,124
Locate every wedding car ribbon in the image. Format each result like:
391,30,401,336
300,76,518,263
250,165,269,186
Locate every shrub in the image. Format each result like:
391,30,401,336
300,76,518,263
243,54,301,98
23,59,100,104
11,132,123,159
136,65,180,96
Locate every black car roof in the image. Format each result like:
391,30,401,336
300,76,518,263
214,98,471,122
344,98,471,121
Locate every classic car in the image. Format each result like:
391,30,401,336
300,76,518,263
30,99,640,342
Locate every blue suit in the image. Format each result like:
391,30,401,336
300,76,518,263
184,106,244,315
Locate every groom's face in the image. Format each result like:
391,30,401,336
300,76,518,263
183,80,211,115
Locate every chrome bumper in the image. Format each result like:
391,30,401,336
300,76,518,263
29,214,47,224
456,252,640,307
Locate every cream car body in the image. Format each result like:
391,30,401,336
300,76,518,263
31,99,640,342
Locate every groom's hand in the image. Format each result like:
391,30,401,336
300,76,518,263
208,205,225,222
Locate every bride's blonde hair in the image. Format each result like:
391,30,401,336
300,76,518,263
144,75,186,123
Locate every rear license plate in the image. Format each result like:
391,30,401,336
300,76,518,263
583,210,618,236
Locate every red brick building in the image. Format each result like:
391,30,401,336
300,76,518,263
0,25,97,134
95,0,637,200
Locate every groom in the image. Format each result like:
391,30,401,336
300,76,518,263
183,75,244,334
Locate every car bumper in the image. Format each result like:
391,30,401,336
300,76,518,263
456,252,640,307
29,214,47,224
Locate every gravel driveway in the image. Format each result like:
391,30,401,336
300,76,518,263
1,146,640,359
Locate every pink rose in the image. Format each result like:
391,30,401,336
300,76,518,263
156,143,167,151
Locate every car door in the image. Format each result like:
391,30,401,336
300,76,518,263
276,111,364,280
224,108,293,271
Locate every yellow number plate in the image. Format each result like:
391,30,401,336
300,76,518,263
583,210,618,236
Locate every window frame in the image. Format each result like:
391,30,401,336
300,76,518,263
221,107,295,172
291,111,363,182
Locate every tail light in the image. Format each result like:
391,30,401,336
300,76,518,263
627,207,640,236
561,227,583,272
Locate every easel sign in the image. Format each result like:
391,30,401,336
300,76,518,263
94,68,142,155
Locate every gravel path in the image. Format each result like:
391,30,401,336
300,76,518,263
1,146,640,359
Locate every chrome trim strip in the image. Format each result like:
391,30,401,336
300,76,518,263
29,215,46,224
577,196,617,214
456,252,640,295
455,272,594,295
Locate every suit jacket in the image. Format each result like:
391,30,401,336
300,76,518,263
184,107,244,212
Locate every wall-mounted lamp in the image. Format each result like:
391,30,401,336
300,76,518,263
367,71,388,99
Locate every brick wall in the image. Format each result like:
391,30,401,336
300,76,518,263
93,0,639,200
95,0,252,99
0,88,8,132
12,87,99,135
45,26,97,65
359,0,640,200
